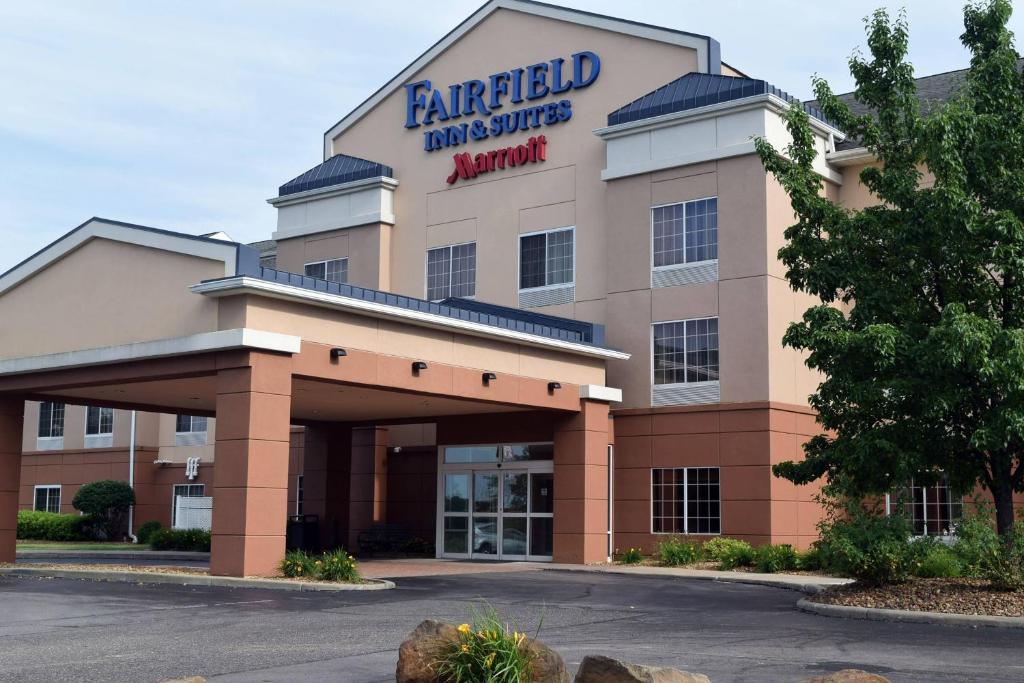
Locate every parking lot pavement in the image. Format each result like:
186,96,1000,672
1,570,1022,683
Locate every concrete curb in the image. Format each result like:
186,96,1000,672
546,565,851,595
797,597,1024,629
17,550,209,562
0,567,394,592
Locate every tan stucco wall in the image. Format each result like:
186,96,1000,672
276,223,391,290
0,238,222,359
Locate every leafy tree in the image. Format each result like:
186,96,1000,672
72,479,135,540
755,0,1024,538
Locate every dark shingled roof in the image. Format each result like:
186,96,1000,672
607,73,835,127
279,154,393,197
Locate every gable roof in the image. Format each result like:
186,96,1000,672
607,72,835,127
321,0,722,158
278,154,394,197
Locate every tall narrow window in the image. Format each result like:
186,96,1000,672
38,402,65,440
85,407,114,436
34,485,61,513
304,258,348,284
426,242,476,300
653,318,719,385
653,198,718,267
519,228,574,290
651,467,720,534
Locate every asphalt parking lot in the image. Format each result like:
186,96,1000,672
1,569,1020,683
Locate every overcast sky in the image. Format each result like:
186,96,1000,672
1,0,1019,273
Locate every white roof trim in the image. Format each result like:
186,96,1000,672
322,0,716,158
580,384,623,403
266,176,399,208
0,328,301,376
191,276,631,361
0,218,242,296
826,146,873,166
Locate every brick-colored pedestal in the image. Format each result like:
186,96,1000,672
347,426,388,551
553,400,610,564
0,398,23,564
210,352,293,577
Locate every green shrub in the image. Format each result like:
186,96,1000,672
753,544,798,573
280,549,360,582
954,515,1024,591
136,520,162,545
434,605,535,683
915,544,964,579
656,537,704,566
72,480,135,540
617,547,643,564
149,528,211,552
16,510,90,541
280,550,318,578
703,538,754,570
816,508,921,586
796,544,825,571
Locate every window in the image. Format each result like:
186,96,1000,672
427,242,476,300
652,467,720,534
34,485,61,513
653,318,719,385
175,415,207,434
171,484,205,527
889,476,963,536
305,258,348,284
85,407,114,436
519,228,574,290
296,475,304,515
653,198,718,268
38,402,65,438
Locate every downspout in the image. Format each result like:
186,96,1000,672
127,410,138,543
607,443,614,563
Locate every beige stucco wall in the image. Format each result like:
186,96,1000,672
276,223,391,290
0,238,222,359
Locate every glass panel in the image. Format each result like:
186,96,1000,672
325,258,347,284
530,472,553,514
444,516,469,554
503,517,528,556
34,488,46,511
473,473,498,513
450,243,476,298
530,517,553,557
444,446,498,464
444,474,470,513
304,262,327,279
503,444,554,462
519,234,546,289
473,518,498,555
545,229,574,285
426,246,452,300
503,473,528,513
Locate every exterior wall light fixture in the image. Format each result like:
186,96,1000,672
482,372,497,385
548,381,561,392
412,361,428,375
330,347,347,360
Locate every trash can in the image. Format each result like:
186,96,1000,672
286,514,320,553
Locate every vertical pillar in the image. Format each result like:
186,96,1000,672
0,398,24,564
210,352,292,577
347,426,388,551
553,400,610,564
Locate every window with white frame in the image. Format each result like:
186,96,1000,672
34,485,61,513
304,258,348,284
519,228,574,290
652,467,720,534
888,476,963,536
175,415,208,446
38,402,65,439
653,318,719,385
427,242,476,300
85,407,114,436
171,484,205,527
653,198,718,267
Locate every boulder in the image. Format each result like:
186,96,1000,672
802,671,891,683
574,655,711,683
523,637,571,683
396,619,459,683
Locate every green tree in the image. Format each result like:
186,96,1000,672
755,0,1024,538
72,479,135,540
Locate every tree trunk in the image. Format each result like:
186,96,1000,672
991,478,1016,540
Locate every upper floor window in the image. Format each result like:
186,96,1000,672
519,228,574,290
176,415,207,434
85,406,114,436
653,318,719,385
38,402,65,439
34,485,61,513
305,258,348,284
653,197,718,268
427,242,476,301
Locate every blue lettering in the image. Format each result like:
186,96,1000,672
448,84,463,120
470,119,489,140
557,99,572,121
510,67,525,104
572,51,600,88
525,63,549,100
462,79,491,117
422,89,450,126
405,80,431,128
488,72,509,109
550,58,573,94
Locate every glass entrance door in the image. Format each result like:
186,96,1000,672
472,472,500,558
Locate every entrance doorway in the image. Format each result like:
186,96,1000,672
438,444,554,561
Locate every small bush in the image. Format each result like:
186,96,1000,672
656,537,704,566
434,605,535,683
617,547,643,564
816,508,921,586
796,545,825,571
280,550,318,578
954,515,1024,591
753,544,798,573
72,480,135,540
915,544,963,579
16,510,90,541
703,538,754,570
149,528,211,552
280,549,360,582
136,520,162,545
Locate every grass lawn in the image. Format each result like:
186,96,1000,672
16,541,143,551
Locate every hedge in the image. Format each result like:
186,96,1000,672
149,528,211,552
17,510,91,541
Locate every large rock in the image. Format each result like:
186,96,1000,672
396,619,459,683
574,655,711,683
802,671,891,683
523,637,570,683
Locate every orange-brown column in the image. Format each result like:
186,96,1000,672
0,398,23,564
210,352,293,577
347,426,388,551
553,399,611,564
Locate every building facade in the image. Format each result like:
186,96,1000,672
1,1,985,575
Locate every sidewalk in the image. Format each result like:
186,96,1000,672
547,563,853,594
17,549,209,563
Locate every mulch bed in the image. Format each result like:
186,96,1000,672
810,578,1024,618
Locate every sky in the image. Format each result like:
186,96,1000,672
1,0,1021,273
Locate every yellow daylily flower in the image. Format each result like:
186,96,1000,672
457,623,471,634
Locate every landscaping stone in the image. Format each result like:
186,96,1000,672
523,637,570,683
802,670,891,683
396,619,459,683
573,655,711,683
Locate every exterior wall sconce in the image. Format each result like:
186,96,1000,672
330,347,347,360
412,361,428,375
548,381,561,392
482,372,497,386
